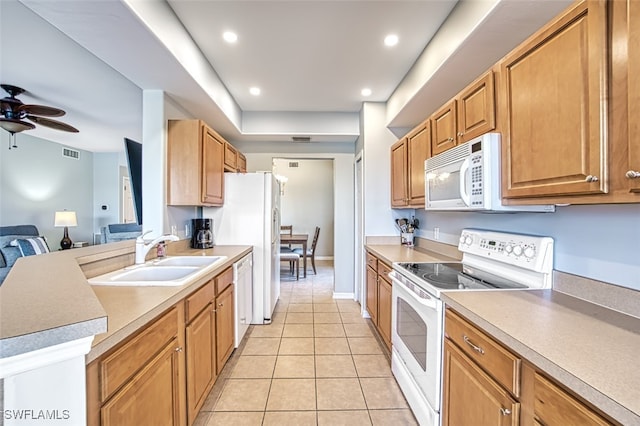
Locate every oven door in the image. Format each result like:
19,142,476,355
390,271,443,424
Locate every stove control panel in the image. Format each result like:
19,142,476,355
458,229,554,273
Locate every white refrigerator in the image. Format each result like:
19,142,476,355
206,172,281,324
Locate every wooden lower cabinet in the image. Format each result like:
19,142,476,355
215,284,234,372
442,339,519,426
88,265,241,426
444,309,618,426
185,303,216,424
365,251,392,350
101,338,182,426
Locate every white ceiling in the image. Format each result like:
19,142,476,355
1,0,572,152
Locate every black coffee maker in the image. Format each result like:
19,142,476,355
191,219,214,249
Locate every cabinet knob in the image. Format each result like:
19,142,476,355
448,137,454,142
175,347,183,353
585,175,599,183
457,132,463,137
218,302,224,307
500,408,511,416
626,170,640,179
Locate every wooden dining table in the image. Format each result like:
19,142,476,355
281,233,308,278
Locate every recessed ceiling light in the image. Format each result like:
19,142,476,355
223,31,238,43
384,34,399,47
361,88,372,97
249,87,261,96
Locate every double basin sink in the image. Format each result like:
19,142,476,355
88,255,227,287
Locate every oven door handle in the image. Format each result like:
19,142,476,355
390,275,439,310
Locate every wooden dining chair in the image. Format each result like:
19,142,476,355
280,225,293,251
279,252,299,280
293,226,320,274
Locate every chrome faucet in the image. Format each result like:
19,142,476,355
135,230,180,264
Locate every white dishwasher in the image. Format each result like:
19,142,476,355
233,253,253,347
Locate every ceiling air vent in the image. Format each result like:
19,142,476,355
62,147,80,160
292,136,311,143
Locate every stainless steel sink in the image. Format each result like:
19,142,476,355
88,255,228,286
152,256,225,267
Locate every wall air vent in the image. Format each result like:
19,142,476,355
288,162,299,168
292,136,311,143
62,147,80,160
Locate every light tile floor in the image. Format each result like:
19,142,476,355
194,260,418,426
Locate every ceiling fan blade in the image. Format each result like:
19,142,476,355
18,104,65,117
27,115,79,133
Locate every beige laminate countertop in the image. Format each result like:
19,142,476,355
365,244,461,265
443,290,640,425
87,245,252,363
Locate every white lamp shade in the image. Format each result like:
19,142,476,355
54,211,78,227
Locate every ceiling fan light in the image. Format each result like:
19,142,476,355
0,118,35,133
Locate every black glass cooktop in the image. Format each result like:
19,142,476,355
396,262,527,291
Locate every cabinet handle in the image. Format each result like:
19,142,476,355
174,347,183,353
585,175,599,183
626,170,640,179
218,302,224,307
457,132,463,137
500,408,511,416
448,137,454,142
463,335,485,355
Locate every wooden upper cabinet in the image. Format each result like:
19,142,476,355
223,142,238,172
167,120,225,206
458,71,496,143
390,138,408,207
406,120,431,207
238,153,247,173
500,0,608,199
202,128,225,205
431,100,458,156
431,70,496,156
625,0,640,193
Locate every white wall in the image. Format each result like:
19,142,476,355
413,205,640,291
0,133,95,247
244,150,355,295
273,158,334,257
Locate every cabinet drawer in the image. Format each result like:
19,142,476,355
366,252,378,272
445,309,521,396
534,373,612,426
100,306,179,402
185,280,215,323
378,262,393,281
215,267,233,294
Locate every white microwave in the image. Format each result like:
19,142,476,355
424,133,555,212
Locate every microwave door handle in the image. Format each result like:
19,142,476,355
459,158,471,206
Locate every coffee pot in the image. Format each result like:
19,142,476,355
191,218,214,249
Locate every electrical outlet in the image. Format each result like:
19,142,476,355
434,227,440,240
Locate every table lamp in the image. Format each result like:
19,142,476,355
54,210,77,250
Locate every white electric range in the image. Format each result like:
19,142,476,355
388,228,554,426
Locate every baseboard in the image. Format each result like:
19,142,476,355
332,292,355,300
315,256,334,261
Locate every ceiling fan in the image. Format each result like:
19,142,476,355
0,84,79,149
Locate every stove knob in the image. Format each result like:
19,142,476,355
505,244,513,254
524,246,536,259
464,235,473,246
459,235,465,245
513,245,523,257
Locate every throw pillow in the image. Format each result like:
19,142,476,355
10,237,51,257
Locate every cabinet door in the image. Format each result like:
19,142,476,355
185,305,216,424
442,340,519,426
224,142,238,172
501,0,608,198
102,338,182,426
238,153,247,173
365,266,378,325
215,285,235,373
627,0,640,192
390,139,408,207
431,100,457,156
406,121,431,207
377,276,392,349
201,127,225,205
458,71,496,143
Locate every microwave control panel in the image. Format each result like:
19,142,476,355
469,153,484,206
